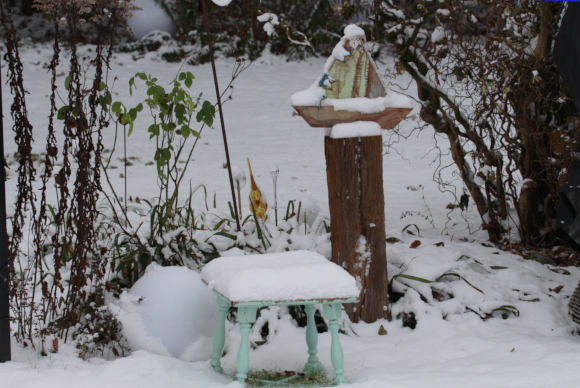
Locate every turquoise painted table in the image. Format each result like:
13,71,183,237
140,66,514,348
200,251,360,387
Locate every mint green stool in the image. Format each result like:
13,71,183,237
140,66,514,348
200,251,360,387
208,294,357,386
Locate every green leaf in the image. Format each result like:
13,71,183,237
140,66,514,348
148,124,160,137
121,114,131,125
179,72,186,81
138,72,148,80
112,101,121,115
185,76,193,88
99,81,106,91
147,86,156,96
136,103,143,112
191,130,200,138
391,274,433,284
156,85,166,96
65,75,71,90
161,148,171,161
128,121,134,136
57,106,68,120
490,266,508,270
181,125,190,139
175,104,186,121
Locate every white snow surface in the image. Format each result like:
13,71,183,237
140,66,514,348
127,0,176,39
201,251,359,303
330,121,381,139
343,24,366,40
212,0,232,6
3,43,580,388
322,94,413,112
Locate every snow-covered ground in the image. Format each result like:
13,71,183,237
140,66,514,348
3,43,580,388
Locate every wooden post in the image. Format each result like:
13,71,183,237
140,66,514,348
325,135,389,323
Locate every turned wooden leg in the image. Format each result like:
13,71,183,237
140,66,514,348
235,306,257,387
304,304,323,373
323,302,346,385
211,295,230,373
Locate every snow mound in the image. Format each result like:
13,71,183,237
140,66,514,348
114,264,218,360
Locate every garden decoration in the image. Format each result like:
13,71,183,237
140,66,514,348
291,25,413,323
247,158,268,221
269,163,280,226
201,251,359,386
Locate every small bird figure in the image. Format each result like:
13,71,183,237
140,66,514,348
247,158,268,220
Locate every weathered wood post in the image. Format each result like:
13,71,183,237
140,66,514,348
291,25,412,322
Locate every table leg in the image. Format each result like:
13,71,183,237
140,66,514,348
236,306,257,387
211,295,230,373
323,302,346,385
304,304,323,373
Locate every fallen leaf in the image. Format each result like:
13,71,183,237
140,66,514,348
119,173,125,178
386,237,402,244
434,242,445,247
410,240,421,249
549,285,564,293
407,230,415,236
378,325,387,336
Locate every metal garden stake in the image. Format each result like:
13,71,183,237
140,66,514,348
269,163,279,226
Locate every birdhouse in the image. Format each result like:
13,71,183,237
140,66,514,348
290,25,413,324
291,24,412,130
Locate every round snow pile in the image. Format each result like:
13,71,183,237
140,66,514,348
120,265,219,360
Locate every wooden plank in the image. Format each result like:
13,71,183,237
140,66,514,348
366,62,387,99
326,46,370,100
325,136,361,319
325,135,389,322
358,136,389,322
293,105,412,130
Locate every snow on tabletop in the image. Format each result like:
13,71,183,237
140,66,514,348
330,121,381,139
201,251,359,303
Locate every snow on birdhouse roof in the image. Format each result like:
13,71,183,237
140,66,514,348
201,251,360,304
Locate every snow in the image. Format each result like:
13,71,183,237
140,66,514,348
113,265,219,360
330,121,381,139
201,251,360,303
127,0,175,39
343,25,366,40
322,94,413,112
212,0,232,6
431,26,446,43
291,88,412,112
231,165,247,189
3,42,580,388
257,13,279,37
289,78,327,106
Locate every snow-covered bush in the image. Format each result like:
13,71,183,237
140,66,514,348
373,0,579,247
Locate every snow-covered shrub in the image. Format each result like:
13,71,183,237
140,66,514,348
374,0,580,247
